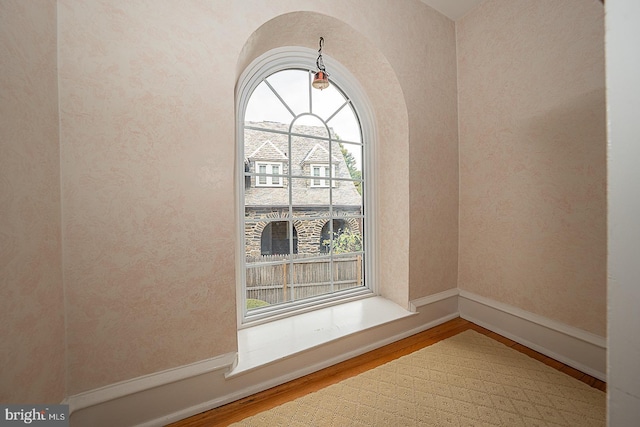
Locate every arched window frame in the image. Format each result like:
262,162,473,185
236,47,377,327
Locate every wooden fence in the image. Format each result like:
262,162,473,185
245,254,363,305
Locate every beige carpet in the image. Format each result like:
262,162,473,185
231,330,605,426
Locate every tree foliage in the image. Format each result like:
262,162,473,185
339,142,362,195
323,228,363,254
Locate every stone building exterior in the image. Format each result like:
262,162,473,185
244,121,362,259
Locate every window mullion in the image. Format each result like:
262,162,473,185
308,70,313,114
287,130,294,304
328,136,335,295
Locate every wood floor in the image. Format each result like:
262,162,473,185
168,317,606,427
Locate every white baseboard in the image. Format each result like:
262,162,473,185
458,290,606,381
409,287,459,312
68,289,606,426
67,352,237,426
69,293,459,427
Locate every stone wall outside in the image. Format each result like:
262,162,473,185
245,207,362,258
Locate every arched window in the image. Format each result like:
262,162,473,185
320,219,348,254
237,48,374,324
261,221,298,255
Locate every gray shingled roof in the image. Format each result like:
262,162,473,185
244,121,362,207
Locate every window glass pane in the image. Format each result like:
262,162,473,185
297,139,330,166
265,69,309,118
245,81,294,125
271,165,280,185
320,219,340,254
287,218,327,258
311,167,321,186
336,143,362,201
244,223,262,262
292,257,333,301
246,176,289,204
292,115,329,135
324,219,363,255
311,83,348,122
245,220,297,260
333,253,365,291
259,221,297,255
333,183,361,211
327,103,362,144
291,178,330,216
337,141,362,190
246,261,292,308
244,127,289,161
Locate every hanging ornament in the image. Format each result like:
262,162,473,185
312,37,330,90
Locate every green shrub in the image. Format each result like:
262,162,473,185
323,228,363,254
246,298,270,309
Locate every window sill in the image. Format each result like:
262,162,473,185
227,296,414,377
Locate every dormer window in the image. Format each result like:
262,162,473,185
310,164,336,187
256,162,283,187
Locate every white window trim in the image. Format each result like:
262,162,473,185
255,161,284,187
236,47,378,328
310,163,336,187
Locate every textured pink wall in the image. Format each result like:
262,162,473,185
58,0,239,394
1,0,606,404
457,0,606,335
57,0,459,394
0,0,65,403
404,9,459,300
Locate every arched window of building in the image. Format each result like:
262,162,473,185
261,221,298,255
320,219,348,253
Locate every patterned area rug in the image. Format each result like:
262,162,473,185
231,330,605,426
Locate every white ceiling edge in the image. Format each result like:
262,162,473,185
419,0,484,21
